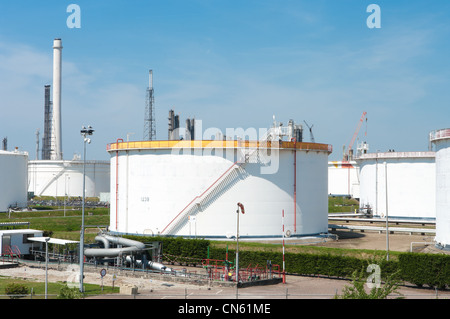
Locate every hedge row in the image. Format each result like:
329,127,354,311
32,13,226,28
399,253,450,289
124,236,450,289
209,248,389,279
211,248,450,289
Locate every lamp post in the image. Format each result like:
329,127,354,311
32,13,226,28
385,161,390,261
64,174,70,217
235,202,245,286
79,125,94,293
45,237,50,299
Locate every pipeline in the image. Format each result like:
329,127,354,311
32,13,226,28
100,234,145,250
84,234,145,257
83,233,171,272
84,246,140,258
125,256,172,272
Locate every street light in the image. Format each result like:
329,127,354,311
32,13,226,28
385,161,390,261
79,125,94,293
45,237,50,299
235,202,245,286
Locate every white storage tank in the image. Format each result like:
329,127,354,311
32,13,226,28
430,128,450,249
0,150,28,211
107,139,332,238
28,159,110,198
356,151,435,219
328,161,360,198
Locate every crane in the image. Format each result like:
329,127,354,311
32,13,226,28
344,111,367,161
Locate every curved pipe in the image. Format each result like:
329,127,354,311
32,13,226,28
84,234,172,272
84,234,145,258
95,235,110,249
101,234,146,250
85,246,138,258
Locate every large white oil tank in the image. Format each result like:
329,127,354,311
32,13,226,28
430,128,450,249
107,139,332,238
0,150,28,211
28,159,110,198
328,161,360,198
356,151,435,219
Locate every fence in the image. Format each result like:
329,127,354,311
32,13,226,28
0,289,447,299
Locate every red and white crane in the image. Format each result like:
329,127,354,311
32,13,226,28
344,111,367,161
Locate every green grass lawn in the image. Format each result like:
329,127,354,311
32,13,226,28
0,206,117,298
0,207,109,242
0,276,119,299
328,196,359,213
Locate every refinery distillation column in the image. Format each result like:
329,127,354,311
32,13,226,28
51,38,63,160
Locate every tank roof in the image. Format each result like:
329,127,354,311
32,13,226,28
430,128,450,142
107,140,333,153
356,151,435,161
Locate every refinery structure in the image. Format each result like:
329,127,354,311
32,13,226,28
27,39,110,200
1,37,450,253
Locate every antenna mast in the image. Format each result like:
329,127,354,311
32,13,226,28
303,121,315,143
144,70,156,140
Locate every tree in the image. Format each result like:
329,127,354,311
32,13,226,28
58,285,82,299
5,283,29,299
335,266,403,299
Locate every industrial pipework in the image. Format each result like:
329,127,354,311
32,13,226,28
83,233,172,272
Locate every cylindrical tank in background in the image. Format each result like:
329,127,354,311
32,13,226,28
356,151,435,219
0,150,28,211
430,128,450,249
28,159,110,198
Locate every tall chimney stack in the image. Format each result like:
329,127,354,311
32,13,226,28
51,38,63,160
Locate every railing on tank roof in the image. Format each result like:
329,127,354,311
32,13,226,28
430,128,450,142
106,140,333,153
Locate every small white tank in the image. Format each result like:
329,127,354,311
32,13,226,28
0,150,28,211
28,159,110,198
357,151,435,219
430,128,450,249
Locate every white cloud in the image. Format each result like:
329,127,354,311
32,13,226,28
0,39,143,160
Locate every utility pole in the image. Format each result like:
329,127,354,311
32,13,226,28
79,125,94,293
235,203,245,286
385,161,390,261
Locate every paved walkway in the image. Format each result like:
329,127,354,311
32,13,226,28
87,272,450,300
2,261,449,300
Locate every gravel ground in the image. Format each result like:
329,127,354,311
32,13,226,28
1,229,449,300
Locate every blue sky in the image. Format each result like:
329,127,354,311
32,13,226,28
1,1,450,161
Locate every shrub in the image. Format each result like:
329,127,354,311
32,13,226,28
5,283,29,299
334,266,403,299
58,285,82,299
